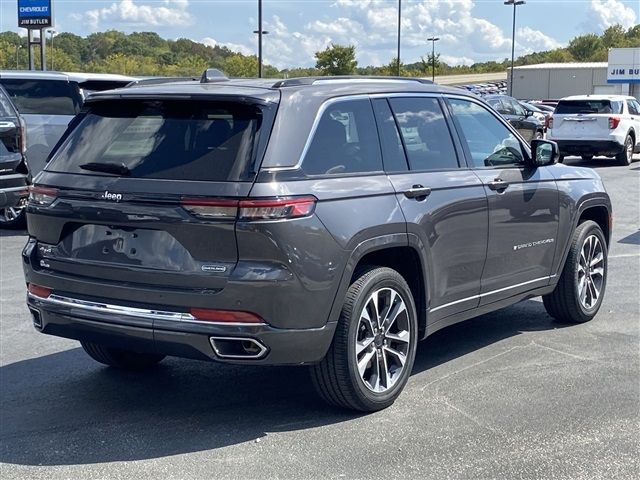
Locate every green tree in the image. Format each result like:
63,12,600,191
602,25,628,48
222,54,258,77
420,52,441,77
315,44,357,75
568,34,604,61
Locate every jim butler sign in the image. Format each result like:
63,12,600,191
18,0,53,29
608,48,640,85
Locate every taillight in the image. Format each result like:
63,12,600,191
608,117,621,129
239,197,316,220
28,283,52,299
181,196,317,221
181,198,238,220
19,118,27,154
547,116,554,129
28,186,58,206
190,308,264,324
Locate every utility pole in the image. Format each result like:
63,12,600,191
505,0,525,96
253,0,269,78
396,0,401,76
49,29,57,70
427,36,440,82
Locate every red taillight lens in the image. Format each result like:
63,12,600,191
190,308,264,324
28,186,58,206
181,196,317,221
181,198,239,220
608,117,621,129
239,196,316,220
28,283,52,299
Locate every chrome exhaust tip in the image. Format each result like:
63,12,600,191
209,336,268,360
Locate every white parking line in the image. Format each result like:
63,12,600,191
609,253,640,258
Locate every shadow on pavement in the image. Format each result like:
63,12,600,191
618,230,640,246
0,299,569,466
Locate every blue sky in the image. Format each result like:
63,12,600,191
1,1,638,68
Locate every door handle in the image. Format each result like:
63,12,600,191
404,185,432,200
487,178,509,192
0,121,16,133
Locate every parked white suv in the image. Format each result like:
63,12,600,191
547,95,640,165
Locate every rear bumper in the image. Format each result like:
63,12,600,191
27,292,336,365
0,175,29,209
553,140,625,156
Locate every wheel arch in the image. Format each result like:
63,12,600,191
327,234,430,340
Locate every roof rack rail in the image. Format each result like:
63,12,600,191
127,76,199,87
200,68,229,83
272,76,434,88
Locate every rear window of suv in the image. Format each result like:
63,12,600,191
46,100,266,182
555,100,623,115
0,79,82,115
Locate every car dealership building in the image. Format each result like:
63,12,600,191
509,48,640,101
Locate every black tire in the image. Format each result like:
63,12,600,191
615,135,633,166
0,206,26,229
543,221,607,323
581,155,593,161
81,341,165,370
311,267,418,412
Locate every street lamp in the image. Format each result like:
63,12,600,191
504,0,525,96
427,36,440,82
15,45,22,70
396,0,401,76
48,29,57,71
253,0,269,78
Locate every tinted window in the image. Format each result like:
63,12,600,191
47,100,265,182
0,79,82,115
372,99,408,172
627,100,639,115
303,99,382,175
389,97,459,171
449,98,524,168
556,100,623,115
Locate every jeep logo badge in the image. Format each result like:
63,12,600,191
102,191,122,202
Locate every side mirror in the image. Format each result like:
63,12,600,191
529,139,559,167
524,109,534,117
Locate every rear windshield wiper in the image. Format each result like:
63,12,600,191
79,162,130,176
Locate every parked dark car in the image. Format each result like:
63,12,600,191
0,85,29,227
24,74,612,411
484,94,545,143
0,71,137,180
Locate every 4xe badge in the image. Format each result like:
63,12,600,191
101,191,122,202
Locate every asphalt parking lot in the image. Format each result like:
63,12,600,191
1,156,639,480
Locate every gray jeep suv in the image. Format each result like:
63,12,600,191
23,74,611,412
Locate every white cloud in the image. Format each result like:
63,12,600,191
440,55,475,67
517,27,564,53
201,37,253,57
586,0,638,31
82,0,192,30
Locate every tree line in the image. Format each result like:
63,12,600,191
0,25,638,78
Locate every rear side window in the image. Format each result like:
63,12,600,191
372,98,408,172
627,100,639,115
555,100,623,115
47,100,266,182
0,79,81,115
302,99,382,176
448,98,524,168
389,97,459,171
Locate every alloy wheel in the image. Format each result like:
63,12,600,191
0,206,24,223
355,287,411,393
577,234,604,310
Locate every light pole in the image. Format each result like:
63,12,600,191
427,36,440,82
15,45,22,69
253,0,269,78
396,0,401,76
504,0,525,96
48,29,57,71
